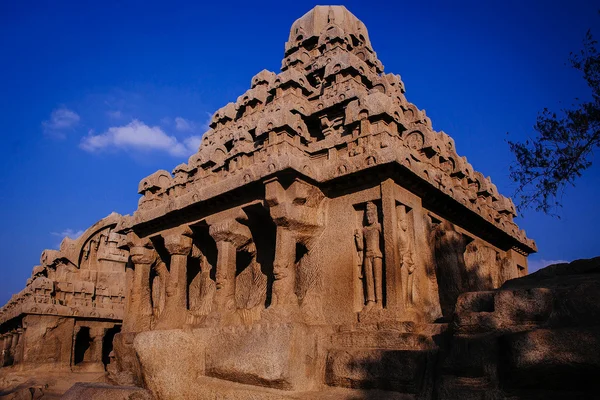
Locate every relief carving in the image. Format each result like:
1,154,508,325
397,205,416,307
189,246,216,316
355,202,383,312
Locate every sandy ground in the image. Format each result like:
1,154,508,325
0,366,107,399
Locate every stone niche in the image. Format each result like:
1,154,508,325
105,5,536,399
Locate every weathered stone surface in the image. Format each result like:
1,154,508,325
438,257,600,399
205,323,324,390
61,382,152,400
106,333,144,387
132,329,208,399
499,327,600,392
326,348,433,393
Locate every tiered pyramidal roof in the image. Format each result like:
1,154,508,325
135,6,535,253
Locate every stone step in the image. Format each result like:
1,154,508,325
437,375,496,400
338,321,448,335
325,347,436,394
443,375,492,390
332,330,437,350
134,374,415,400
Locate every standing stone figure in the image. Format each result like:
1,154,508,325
398,206,416,307
190,253,215,316
235,242,267,311
151,260,168,319
355,202,383,311
235,242,267,323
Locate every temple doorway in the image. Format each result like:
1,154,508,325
102,325,121,369
73,326,91,365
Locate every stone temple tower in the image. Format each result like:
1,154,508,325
0,5,538,400
104,5,535,398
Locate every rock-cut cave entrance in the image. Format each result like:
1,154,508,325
73,327,91,365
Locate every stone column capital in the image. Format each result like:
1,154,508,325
163,227,193,256
209,220,251,248
130,246,156,266
90,327,104,339
127,233,156,265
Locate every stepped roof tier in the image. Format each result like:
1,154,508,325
0,213,128,325
131,5,535,254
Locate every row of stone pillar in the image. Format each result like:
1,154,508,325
122,178,325,333
124,222,250,332
0,328,23,366
124,226,197,332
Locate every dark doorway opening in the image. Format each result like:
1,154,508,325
102,325,121,369
74,327,91,365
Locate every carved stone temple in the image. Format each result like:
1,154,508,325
19,5,600,400
0,214,127,372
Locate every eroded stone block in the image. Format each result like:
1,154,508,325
326,348,432,393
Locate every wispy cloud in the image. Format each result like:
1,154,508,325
200,112,212,132
79,119,198,157
184,135,202,153
42,108,80,139
106,110,123,120
175,117,195,132
528,258,569,272
174,113,212,133
51,228,84,240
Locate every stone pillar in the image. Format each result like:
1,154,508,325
272,227,297,306
13,328,24,364
10,331,18,353
209,219,252,313
4,333,12,353
123,264,135,327
265,177,325,311
215,240,236,312
0,334,7,366
381,178,401,312
156,227,193,329
4,331,17,365
90,327,104,364
71,326,81,366
126,236,156,332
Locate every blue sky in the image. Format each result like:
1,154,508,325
1,1,598,305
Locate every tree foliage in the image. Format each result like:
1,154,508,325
508,27,600,215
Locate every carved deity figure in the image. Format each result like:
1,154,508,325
189,252,216,316
235,242,267,311
151,260,168,318
397,206,416,307
355,202,383,311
